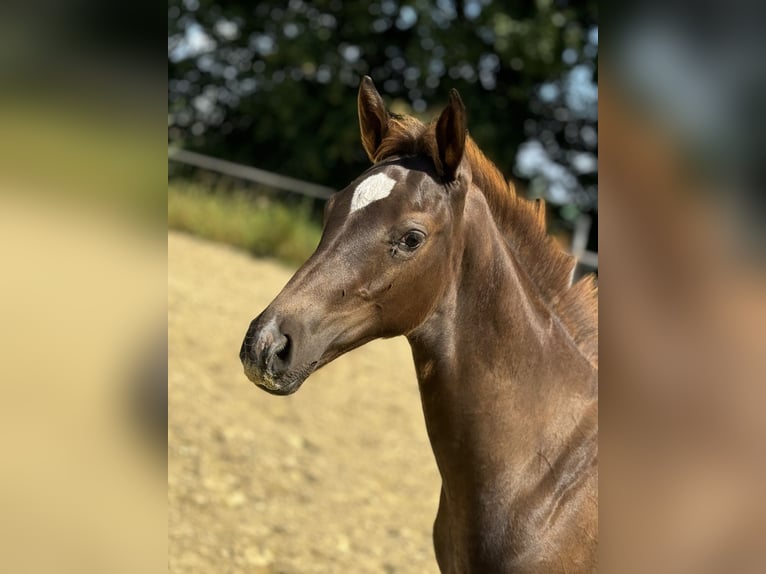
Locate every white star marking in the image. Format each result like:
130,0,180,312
349,172,397,214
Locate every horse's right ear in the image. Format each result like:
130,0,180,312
433,89,467,180
358,76,388,162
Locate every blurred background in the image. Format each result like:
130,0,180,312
168,0,599,273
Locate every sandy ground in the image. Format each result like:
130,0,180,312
169,231,442,573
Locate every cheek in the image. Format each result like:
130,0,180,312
376,247,451,331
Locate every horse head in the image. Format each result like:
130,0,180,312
240,77,471,394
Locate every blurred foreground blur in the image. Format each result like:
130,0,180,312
601,3,766,571
0,1,166,569
0,194,166,573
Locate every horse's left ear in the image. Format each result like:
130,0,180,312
433,89,467,180
358,76,389,162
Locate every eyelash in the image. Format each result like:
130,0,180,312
390,230,425,257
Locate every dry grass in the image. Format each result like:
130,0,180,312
168,183,322,266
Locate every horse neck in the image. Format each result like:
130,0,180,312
407,188,597,501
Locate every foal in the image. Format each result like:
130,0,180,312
241,77,598,573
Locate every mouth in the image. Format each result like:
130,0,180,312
242,360,318,396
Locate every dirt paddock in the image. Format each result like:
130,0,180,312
169,231,441,573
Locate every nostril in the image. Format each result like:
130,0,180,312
275,334,291,362
247,317,294,374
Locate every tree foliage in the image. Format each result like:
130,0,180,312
168,0,597,223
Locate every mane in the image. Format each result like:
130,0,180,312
373,113,598,366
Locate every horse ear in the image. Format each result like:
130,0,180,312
434,89,467,179
358,76,388,162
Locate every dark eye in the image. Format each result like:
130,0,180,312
400,230,425,252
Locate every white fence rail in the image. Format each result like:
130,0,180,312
169,148,335,200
